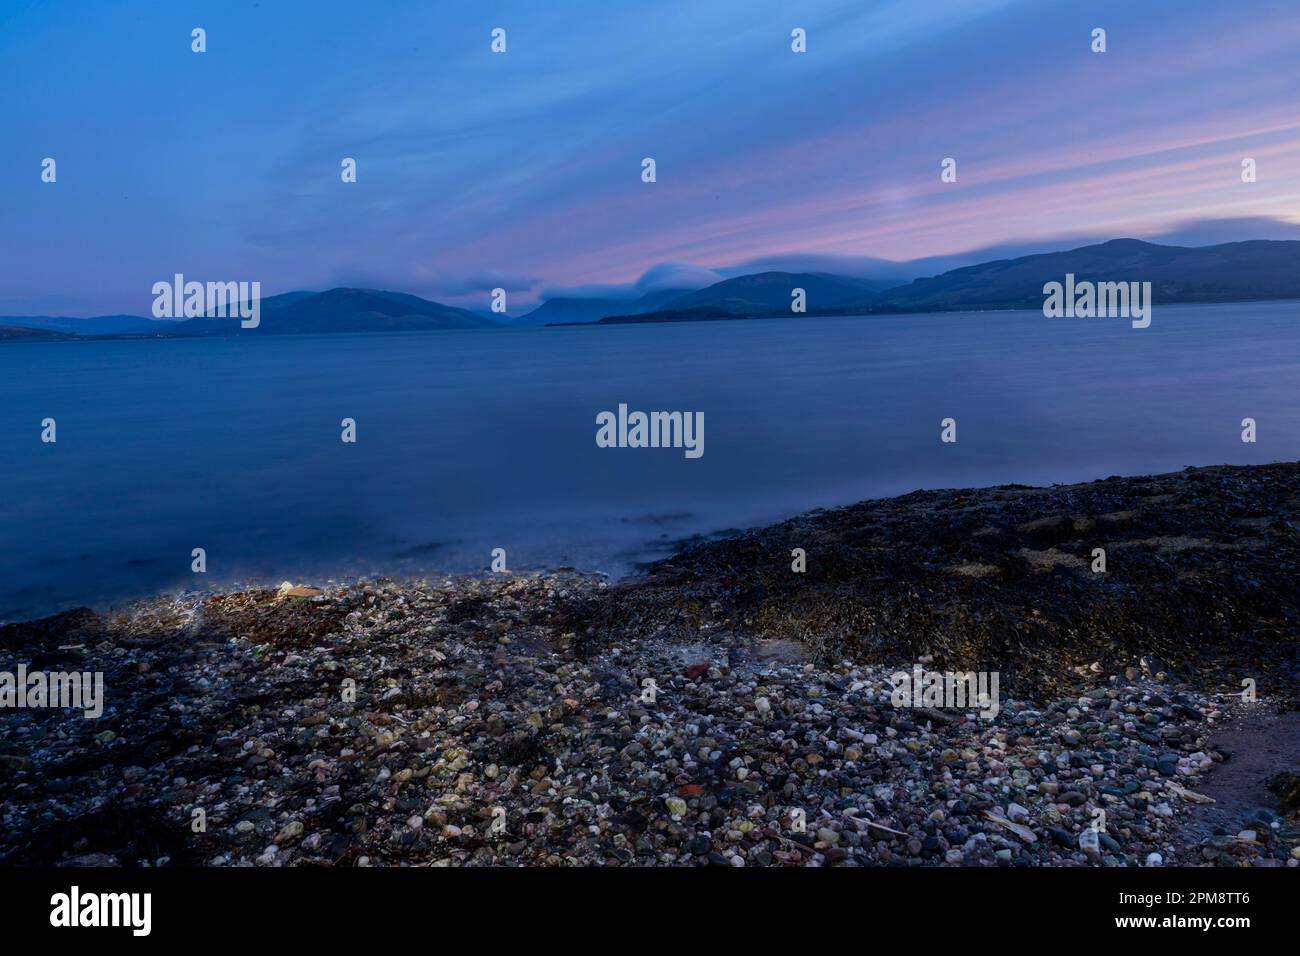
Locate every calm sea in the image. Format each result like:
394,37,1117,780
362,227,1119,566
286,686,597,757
2,302,1297,621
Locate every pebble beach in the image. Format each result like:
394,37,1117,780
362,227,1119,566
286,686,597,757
2,462,1297,867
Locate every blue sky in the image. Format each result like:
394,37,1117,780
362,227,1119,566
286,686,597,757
3,0,1299,315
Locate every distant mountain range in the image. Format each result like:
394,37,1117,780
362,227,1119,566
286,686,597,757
5,239,1300,341
663,272,899,314
569,239,1300,325
877,238,1300,311
0,288,497,340
178,288,495,335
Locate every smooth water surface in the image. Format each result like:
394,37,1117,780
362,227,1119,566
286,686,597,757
2,302,1297,620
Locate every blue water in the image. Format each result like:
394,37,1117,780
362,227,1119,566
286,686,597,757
2,302,1298,621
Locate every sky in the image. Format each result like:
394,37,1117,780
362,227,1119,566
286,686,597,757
3,0,1300,316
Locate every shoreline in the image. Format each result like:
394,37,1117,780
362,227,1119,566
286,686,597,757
4,452,1293,629
8,294,1300,342
1,461,1297,866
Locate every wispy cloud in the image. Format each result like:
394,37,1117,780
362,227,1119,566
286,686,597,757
2,0,1298,314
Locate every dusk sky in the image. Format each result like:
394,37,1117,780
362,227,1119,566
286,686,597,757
3,0,1300,315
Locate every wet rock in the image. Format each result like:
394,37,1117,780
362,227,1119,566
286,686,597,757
4,460,1297,869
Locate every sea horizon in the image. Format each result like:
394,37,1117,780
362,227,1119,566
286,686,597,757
4,299,1294,622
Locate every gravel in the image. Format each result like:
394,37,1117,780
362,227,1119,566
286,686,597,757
2,462,1296,867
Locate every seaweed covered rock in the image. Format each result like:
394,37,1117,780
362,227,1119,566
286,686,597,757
568,463,1300,700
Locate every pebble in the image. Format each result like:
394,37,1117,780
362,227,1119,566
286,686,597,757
0,572,1279,869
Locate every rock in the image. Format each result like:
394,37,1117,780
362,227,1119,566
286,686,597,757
277,582,323,599
1140,655,1167,678
276,821,305,843
1049,828,1073,848
1156,754,1181,776
0,529,1273,870
1079,828,1100,856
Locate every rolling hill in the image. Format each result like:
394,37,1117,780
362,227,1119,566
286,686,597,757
174,288,497,335
661,272,899,315
6,239,1300,340
0,289,498,339
878,239,1300,311
591,240,1300,324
